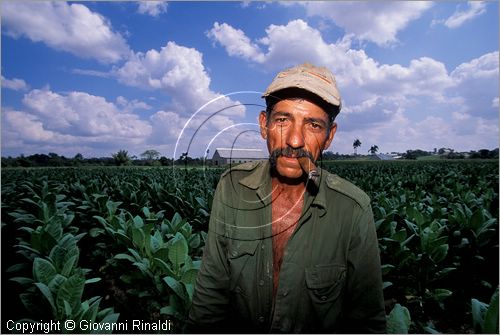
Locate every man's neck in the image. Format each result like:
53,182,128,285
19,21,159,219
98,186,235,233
272,176,306,198
270,168,307,193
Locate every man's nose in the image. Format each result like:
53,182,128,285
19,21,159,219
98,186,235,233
285,123,305,149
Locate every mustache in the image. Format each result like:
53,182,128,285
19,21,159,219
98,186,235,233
269,147,315,163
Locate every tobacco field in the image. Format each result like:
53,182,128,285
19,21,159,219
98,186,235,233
1,160,498,333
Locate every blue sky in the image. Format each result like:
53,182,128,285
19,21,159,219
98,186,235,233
1,1,498,159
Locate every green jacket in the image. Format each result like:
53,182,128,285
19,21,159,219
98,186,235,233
187,160,386,333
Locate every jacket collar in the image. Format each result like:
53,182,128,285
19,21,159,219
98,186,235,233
239,160,328,216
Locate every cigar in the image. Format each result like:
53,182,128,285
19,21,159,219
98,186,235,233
298,156,320,188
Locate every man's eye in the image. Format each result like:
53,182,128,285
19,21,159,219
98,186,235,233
275,118,287,123
310,123,322,129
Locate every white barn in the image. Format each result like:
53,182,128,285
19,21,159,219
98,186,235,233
212,148,267,166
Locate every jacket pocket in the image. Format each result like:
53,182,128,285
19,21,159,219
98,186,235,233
227,240,259,290
227,240,260,323
305,264,346,322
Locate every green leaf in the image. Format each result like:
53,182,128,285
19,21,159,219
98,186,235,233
80,297,101,324
192,260,202,270
132,227,145,249
6,263,28,273
171,212,183,230
127,248,142,261
383,281,393,290
381,264,395,276
34,282,56,313
387,303,411,334
114,253,136,263
133,261,152,277
61,255,79,277
484,288,499,334
89,227,104,237
432,289,452,302
181,269,199,285
431,244,449,263
150,230,163,254
10,277,34,286
93,215,109,227
45,220,63,241
185,283,195,303
163,276,186,301
133,215,144,228
106,200,122,217
63,299,72,318
189,234,201,249
160,305,176,316
154,247,170,261
94,313,120,334
168,232,188,267
153,258,175,277
472,298,488,332
56,275,85,317
33,258,57,285
48,274,67,293
85,277,101,284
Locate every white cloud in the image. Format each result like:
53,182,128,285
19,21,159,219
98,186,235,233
450,51,499,118
1,75,28,91
207,22,265,62
20,89,152,138
444,1,487,29
3,110,75,144
114,42,213,109
208,20,453,102
2,88,158,157
1,1,130,63
209,20,498,153
72,68,111,78
294,2,433,46
113,41,249,157
492,97,499,108
116,96,152,111
137,1,168,17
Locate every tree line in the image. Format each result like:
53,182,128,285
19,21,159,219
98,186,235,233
2,147,498,168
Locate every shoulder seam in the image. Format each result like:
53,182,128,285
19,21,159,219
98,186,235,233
325,172,371,209
221,160,261,178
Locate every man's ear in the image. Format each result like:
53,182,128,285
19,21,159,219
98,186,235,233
323,122,337,150
259,111,268,139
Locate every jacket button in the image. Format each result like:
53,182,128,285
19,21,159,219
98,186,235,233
231,251,238,257
259,280,265,286
235,286,242,293
282,290,288,297
258,316,265,323
320,295,327,301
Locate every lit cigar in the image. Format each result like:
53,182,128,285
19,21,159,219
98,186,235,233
298,156,320,188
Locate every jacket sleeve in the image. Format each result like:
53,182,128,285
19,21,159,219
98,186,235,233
340,204,387,333
185,180,232,333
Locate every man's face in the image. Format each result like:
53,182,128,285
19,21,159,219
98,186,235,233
259,98,337,180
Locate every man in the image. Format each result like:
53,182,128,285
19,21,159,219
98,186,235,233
187,63,386,333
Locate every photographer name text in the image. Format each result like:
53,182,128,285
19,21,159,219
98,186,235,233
6,319,173,333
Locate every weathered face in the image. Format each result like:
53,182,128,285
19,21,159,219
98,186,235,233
259,98,337,180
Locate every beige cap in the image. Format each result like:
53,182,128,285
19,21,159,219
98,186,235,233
262,63,342,109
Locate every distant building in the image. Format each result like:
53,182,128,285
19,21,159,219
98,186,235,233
370,153,397,160
212,148,267,166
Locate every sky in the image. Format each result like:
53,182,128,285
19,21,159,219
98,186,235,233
1,1,498,159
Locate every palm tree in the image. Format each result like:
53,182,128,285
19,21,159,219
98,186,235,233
353,139,362,155
368,145,379,155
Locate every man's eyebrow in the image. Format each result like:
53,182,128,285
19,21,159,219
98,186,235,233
271,111,293,118
304,117,328,127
